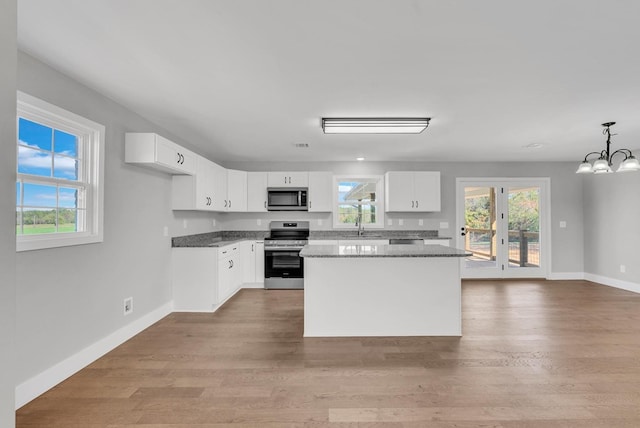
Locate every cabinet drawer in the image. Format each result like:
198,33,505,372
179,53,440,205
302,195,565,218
218,244,240,260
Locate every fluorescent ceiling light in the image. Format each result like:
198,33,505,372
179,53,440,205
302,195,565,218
322,117,431,134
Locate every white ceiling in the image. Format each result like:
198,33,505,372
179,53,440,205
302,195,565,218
17,0,640,163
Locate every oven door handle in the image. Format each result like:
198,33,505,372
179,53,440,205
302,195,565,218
265,247,304,252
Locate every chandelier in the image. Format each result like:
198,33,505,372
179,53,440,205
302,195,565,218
576,122,640,174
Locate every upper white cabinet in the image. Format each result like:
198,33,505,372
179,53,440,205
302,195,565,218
226,169,247,212
267,171,308,187
247,172,268,212
210,161,228,211
172,155,217,211
385,171,441,212
308,171,333,212
125,132,196,175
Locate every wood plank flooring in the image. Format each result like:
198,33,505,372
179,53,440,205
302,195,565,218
16,279,640,427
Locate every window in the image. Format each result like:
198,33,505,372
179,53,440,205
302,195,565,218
16,92,105,251
333,175,385,228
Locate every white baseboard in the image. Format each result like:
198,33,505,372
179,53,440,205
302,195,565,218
584,273,640,294
242,282,265,289
15,301,173,409
548,272,585,280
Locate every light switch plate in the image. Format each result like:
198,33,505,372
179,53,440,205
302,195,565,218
439,222,449,229
387,219,393,226
163,226,168,237
559,221,567,228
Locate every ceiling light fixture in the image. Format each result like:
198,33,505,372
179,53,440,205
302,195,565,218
322,117,431,134
576,122,640,174
356,157,365,161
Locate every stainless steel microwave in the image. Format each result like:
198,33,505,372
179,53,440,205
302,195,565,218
267,188,308,211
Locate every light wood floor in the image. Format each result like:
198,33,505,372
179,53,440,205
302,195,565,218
17,280,640,427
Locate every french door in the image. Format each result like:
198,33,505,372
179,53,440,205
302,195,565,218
456,178,550,278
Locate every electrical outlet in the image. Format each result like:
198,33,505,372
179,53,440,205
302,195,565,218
183,219,188,229
620,265,626,273
418,219,424,226
399,219,404,226
439,222,449,229
318,219,323,226
257,219,261,226
387,219,393,226
212,219,216,227
163,226,168,237
123,297,133,315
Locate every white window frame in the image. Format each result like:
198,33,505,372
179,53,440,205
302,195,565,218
333,175,385,229
16,92,105,252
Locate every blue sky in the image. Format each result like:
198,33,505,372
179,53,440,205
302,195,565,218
17,118,79,208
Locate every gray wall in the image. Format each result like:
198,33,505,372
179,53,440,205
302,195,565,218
0,0,17,425
583,172,640,284
225,161,585,275
15,53,215,388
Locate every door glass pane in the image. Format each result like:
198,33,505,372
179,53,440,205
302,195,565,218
464,186,498,269
507,186,540,268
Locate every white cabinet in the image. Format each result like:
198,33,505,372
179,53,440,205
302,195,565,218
172,248,218,312
308,171,333,212
308,240,339,245
385,171,441,212
226,169,247,212
172,156,217,211
125,133,196,175
255,241,264,283
424,239,451,247
172,160,247,212
339,240,389,246
217,243,242,303
241,240,265,284
247,172,268,212
267,171,308,187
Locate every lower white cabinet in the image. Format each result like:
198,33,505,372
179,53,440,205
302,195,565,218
172,244,241,312
173,240,264,312
218,244,242,303
241,240,265,285
425,239,451,246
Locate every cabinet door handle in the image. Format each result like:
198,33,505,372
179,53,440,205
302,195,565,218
228,260,232,269
411,200,414,208
284,176,287,184
416,200,419,208
309,201,312,209
229,199,231,208
224,200,227,208
264,201,266,209
252,244,254,251
177,153,181,164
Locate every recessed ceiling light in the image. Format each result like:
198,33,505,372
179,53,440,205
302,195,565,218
356,157,365,161
322,117,431,134
524,143,544,149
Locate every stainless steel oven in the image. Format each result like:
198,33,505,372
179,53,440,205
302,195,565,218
264,221,309,289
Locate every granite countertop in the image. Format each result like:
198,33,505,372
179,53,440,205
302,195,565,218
172,231,269,248
309,230,452,240
300,243,470,258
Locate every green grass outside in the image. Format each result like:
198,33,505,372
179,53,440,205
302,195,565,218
17,223,77,235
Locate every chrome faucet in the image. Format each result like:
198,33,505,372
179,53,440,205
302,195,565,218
356,213,364,236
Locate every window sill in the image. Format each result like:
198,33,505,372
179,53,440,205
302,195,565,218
17,233,103,252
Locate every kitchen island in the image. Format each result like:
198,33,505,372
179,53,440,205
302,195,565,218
300,243,470,337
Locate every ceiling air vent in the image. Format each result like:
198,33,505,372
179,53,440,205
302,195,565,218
294,143,309,148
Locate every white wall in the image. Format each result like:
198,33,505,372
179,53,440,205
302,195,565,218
583,172,640,287
225,161,585,275
0,0,17,425
15,53,216,397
